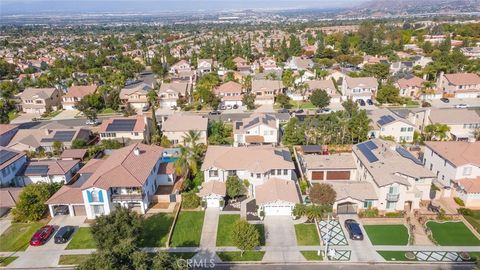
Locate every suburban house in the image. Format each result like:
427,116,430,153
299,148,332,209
255,57,278,71
158,83,190,109
0,147,27,186
46,143,176,219
119,82,151,113
341,76,378,101
0,124,18,146
214,81,244,107
169,60,192,74
98,116,150,144
16,159,81,186
200,146,299,216
304,79,341,103
233,113,279,147
298,153,357,183
197,59,213,74
427,109,480,141
349,139,435,214
171,70,196,84
285,56,314,71
232,57,249,70
60,149,88,161
395,76,426,97
389,61,413,74
460,47,480,59
62,85,97,110
367,109,415,142
0,188,23,216
19,87,62,114
437,73,480,98
161,114,208,145
252,80,284,105
423,141,480,207
8,127,91,153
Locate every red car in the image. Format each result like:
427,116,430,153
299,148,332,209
29,225,55,246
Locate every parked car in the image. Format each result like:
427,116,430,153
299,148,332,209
344,219,364,240
142,104,150,112
218,105,226,110
55,205,69,215
86,119,101,126
232,104,239,109
294,109,304,114
440,98,450,103
226,105,233,110
54,226,75,244
209,110,221,115
454,104,468,109
366,99,374,106
278,108,289,113
356,99,366,106
30,225,55,246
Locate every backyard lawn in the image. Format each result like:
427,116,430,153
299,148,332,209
426,221,480,246
66,228,96,250
58,255,90,265
217,251,265,261
300,251,323,261
363,225,409,245
216,214,240,246
294,224,320,246
0,222,44,251
0,256,18,266
139,213,174,247
377,251,417,261
170,211,205,247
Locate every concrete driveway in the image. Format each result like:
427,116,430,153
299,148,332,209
48,215,89,227
338,215,383,262
0,218,12,235
262,216,305,263
51,109,80,120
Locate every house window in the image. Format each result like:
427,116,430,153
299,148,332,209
209,170,218,177
363,200,373,208
91,190,100,202
407,127,413,131
283,169,288,175
463,167,472,176
256,173,261,178
271,170,275,175
386,201,396,210
227,170,237,176
277,169,281,175
401,127,406,132
92,205,105,215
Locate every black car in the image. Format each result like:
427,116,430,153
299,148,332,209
54,226,75,244
357,99,366,106
294,109,304,114
440,98,450,103
209,110,221,115
344,219,364,240
366,99,374,105
232,104,239,109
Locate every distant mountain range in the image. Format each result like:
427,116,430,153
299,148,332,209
350,0,480,16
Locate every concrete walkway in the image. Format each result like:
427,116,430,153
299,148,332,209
263,216,305,263
194,207,222,263
0,218,12,235
240,197,254,219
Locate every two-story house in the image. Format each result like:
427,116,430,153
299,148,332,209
46,143,173,219
252,80,284,105
298,153,357,184
341,76,378,102
200,146,299,216
427,109,480,141
214,81,243,107
284,56,314,71
20,87,62,114
303,79,341,103
169,60,192,74
98,116,150,144
367,109,415,142
395,76,426,98
62,85,97,110
16,159,81,186
158,83,190,109
0,147,27,186
438,73,480,98
197,59,213,75
161,114,208,145
119,83,151,113
0,124,18,146
233,113,279,146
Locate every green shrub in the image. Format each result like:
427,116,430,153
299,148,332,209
358,207,379,218
458,208,473,216
299,179,308,194
182,192,201,209
454,197,465,206
385,211,404,218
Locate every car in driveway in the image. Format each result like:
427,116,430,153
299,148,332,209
344,219,364,240
440,97,450,103
30,225,55,246
86,119,101,126
454,104,468,109
356,99,366,106
209,110,221,115
366,99,374,106
54,226,75,244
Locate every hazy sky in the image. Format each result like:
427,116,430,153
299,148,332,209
0,0,366,14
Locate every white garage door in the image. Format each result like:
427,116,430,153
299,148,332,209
264,205,292,216
206,198,220,208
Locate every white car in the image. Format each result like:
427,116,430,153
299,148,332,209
454,104,468,109
86,119,101,126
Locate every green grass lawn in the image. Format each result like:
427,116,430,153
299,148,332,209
170,211,205,247
274,100,318,110
294,223,320,246
426,221,480,246
0,256,18,266
66,228,96,250
300,251,323,261
217,251,265,261
216,214,240,246
469,252,480,261
58,255,90,265
8,111,18,121
0,222,44,251
254,224,266,246
463,210,480,234
363,225,409,245
377,251,417,261
139,213,174,247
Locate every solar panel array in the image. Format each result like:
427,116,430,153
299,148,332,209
396,147,423,165
364,141,378,150
357,142,379,163
377,115,396,126
0,150,17,165
41,131,76,142
24,165,49,175
106,119,137,132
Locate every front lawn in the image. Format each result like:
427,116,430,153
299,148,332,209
216,214,240,246
254,224,266,246
294,223,320,246
426,221,480,246
0,222,44,251
377,251,417,261
463,210,480,234
0,256,18,266
58,255,91,265
363,225,409,245
300,251,323,261
275,100,317,110
66,228,96,249
139,213,174,247
217,251,265,261
170,211,205,247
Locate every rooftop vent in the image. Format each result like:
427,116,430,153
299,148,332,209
133,147,140,156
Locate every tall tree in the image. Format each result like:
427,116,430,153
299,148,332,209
309,89,331,109
231,219,260,257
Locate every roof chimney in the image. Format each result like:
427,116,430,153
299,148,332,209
133,147,140,156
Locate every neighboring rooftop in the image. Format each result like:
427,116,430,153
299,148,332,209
234,113,277,134
162,114,208,132
255,178,301,205
0,146,26,171
302,153,356,170
329,181,378,202
345,76,378,89
424,141,480,167
444,73,480,85
198,180,226,197
98,116,146,133
0,124,18,136
18,159,79,176
368,108,414,129
0,187,23,208
64,85,97,98
429,109,480,125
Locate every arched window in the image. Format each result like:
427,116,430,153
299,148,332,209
91,190,99,202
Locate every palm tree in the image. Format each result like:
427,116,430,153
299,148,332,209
182,130,201,147
434,124,450,141
147,89,158,107
420,81,436,101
